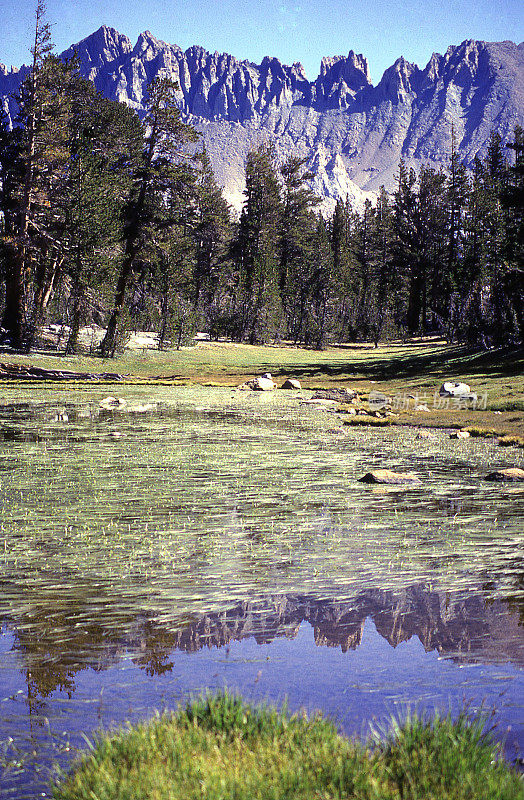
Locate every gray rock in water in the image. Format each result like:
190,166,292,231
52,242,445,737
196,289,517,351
485,468,524,481
359,470,422,484
253,376,276,391
450,430,470,439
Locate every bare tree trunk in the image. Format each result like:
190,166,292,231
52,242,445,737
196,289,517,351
25,251,63,351
99,251,134,357
1,244,26,348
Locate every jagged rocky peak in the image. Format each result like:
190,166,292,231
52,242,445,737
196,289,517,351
315,50,371,108
132,29,176,58
61,25,132,79
0,64,19,76
420,51,444,86
1,28,522,205
291,61,307,79
376,55,420,101
319,50,370,83
440,39,491,87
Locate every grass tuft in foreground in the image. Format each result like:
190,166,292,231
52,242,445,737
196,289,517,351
53,692,523,800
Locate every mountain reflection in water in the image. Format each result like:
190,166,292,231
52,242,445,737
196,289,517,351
1,583,523,799
5,584,523,701
1,387,523,797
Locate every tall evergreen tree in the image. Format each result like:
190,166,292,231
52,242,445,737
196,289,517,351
330,198,358,340
192,149,232,329
279,155,319,343
61,87,143,353
0,0,54,348
366,186,396,344
100,77,198,357
445,132,470,339
234,144,282,343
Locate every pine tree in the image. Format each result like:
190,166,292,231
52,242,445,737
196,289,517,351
445,131,470,340
234,144,282,343
330,198,358,340
306,215,335,348
502,126,524,267
278,155,319,343
192,149,232,329
366,187,396,345
100,77,198,357
0,0,53,348
496,125,524,344
61,88,143,353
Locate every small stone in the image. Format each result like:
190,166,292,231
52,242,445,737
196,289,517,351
99,396,126,409
253,377,276,391
415,404,431,412
416,429,436,439
238,376,276,391
485,468,524,482
300,398,338,406
281,378,301,389
450,430,470,439
311,388,357,402
439,381,471,397
358,470,422,485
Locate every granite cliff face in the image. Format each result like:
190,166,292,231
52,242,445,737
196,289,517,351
1,27,523,211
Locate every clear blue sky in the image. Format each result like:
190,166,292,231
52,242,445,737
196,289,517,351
1,0,523,83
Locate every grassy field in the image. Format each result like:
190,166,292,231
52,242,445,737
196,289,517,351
1,339,523,441
53,692,523,800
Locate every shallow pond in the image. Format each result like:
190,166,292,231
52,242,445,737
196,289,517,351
0,385,523,797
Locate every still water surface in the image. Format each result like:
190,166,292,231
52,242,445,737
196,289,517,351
0,386,522,797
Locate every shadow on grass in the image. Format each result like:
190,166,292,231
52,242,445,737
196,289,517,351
271,346,524,382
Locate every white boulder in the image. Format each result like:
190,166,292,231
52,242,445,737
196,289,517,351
238,375,276,391
99,396,126,409
439,381,471,397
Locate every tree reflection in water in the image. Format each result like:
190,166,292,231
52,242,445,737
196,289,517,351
5,583,523,701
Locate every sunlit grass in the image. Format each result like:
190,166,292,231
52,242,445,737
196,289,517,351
52,692,523,800
2,340,523,438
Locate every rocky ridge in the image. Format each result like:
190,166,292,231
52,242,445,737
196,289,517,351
1,27,523,212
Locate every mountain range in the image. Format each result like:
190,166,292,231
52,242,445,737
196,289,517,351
1,26,523,212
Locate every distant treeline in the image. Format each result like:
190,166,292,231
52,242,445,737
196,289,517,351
1,4,523,354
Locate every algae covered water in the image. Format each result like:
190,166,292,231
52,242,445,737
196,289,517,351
0,385,522,797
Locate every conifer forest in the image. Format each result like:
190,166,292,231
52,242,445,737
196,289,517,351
1,4,523,356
